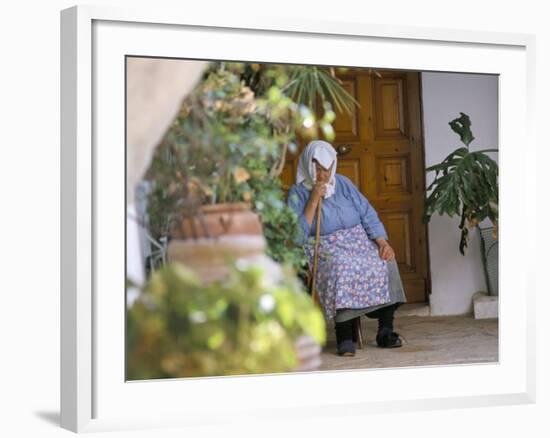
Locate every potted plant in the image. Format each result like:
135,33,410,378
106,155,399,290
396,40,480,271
127,259,326,379
144,62,359,280
128,62,367,377
146,65,296,282
424,112,498,255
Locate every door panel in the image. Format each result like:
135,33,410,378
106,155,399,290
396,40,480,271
379,209,413,271
336,159,360,187
375,153,412,196
332,78,361,142
280,160,295,194
373,76,408,139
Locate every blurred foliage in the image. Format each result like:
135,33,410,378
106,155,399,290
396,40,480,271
424,112,499,255
127,261,326,379
145,61,355,274
249,173,309,277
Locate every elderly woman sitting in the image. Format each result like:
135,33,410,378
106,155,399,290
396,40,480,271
287,140,407,356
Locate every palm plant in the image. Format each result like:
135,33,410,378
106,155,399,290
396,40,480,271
239,63,361,116
424,112,498,255
281,66,360,115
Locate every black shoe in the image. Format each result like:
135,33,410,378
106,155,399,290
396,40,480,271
335,318,355,356
337,339,356,356
376,327,403,348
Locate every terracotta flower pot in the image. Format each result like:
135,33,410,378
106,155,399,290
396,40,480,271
171,202,263,240
167,202,280,284
167,235,283,284
292,335,322,372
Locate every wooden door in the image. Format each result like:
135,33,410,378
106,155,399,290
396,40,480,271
281,69,430,303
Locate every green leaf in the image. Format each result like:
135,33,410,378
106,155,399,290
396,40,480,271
449,112,475,146
426,158,460,173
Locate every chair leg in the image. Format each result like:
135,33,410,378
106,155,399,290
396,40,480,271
355,317,364,349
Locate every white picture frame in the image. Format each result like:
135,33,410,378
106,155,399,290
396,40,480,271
60,4,536,433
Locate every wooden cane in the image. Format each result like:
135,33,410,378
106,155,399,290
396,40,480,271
310,197,323,306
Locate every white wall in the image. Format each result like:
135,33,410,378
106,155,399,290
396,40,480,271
421,72,498,315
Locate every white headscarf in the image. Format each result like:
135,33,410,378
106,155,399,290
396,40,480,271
296,140,337,199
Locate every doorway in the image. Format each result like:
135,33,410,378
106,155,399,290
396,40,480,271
280,69,430,303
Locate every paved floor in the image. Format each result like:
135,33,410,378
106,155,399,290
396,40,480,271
319,314,499,371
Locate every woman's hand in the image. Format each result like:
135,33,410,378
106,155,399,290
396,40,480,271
375,237,395,261
379,244,395,261
311,180,327,201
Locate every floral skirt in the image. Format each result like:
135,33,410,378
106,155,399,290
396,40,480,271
304,224,391,321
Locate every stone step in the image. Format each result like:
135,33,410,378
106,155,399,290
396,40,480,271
472,291,498,319
395,303,430,317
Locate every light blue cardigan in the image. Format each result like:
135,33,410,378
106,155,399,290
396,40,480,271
287,173,388,245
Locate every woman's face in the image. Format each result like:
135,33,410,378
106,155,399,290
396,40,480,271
313,159,334,183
